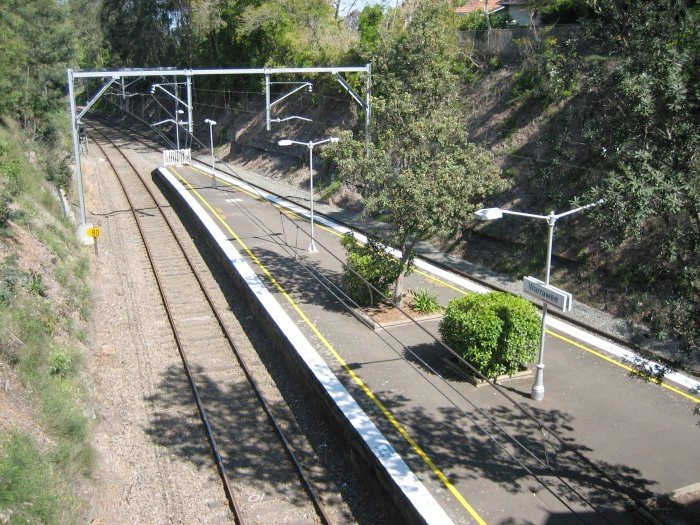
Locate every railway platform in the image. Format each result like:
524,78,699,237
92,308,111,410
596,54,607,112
154,161,699,525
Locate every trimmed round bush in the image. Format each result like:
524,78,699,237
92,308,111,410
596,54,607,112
439,292,540,378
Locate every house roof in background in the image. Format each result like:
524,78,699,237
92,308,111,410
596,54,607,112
454,1,505,15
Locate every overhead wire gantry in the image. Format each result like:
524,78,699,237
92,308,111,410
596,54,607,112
67,65,372,233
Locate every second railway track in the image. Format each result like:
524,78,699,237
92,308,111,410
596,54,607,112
87,121,353,525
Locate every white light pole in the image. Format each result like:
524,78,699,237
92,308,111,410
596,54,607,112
278,137,339,253
175,109,184,150
204,119,217,188
474,199,604,401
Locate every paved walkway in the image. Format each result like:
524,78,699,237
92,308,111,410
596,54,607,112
165,162,699,525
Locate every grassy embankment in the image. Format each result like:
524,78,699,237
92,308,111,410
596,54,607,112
0,122,93,524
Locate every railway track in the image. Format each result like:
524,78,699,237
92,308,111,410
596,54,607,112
87,121,339,525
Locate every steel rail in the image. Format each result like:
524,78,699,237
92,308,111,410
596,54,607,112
87,122,333,525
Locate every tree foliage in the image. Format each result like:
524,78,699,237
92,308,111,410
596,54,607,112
340,232,405,306
329,0,502,300
0,0,76,132
100,0,186,66
238,0,357,66
357,4,384,53
68,0,108,68
579,0,699,348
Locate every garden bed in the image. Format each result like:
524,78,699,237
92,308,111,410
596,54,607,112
442,355,533,387
353,297,443,331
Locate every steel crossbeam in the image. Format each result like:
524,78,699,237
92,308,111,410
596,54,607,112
67,64,372,231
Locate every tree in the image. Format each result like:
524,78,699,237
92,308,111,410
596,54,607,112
0,0,76,135
100,0,184,66
580,0,699,349
328,0,502,301
357,4,384,52
237,0,357,66
68,0,108,69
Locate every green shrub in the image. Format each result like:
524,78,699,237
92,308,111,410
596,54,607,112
319,178,342,200
0,159,22,195
340,232,403,307
411,289,441,314
439,292,540,378
27,272,47,297
457,11,510,31
45,158,71,190
49,350,74,378
512,36,579,102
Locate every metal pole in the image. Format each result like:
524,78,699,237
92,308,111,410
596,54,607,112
173,75,179,149
308,143,317,253
365,62,371,155
210,124,216,188
531,212,556,401
67,69,87,226
265,72,271,131
121,77,126,111
186,73,193,133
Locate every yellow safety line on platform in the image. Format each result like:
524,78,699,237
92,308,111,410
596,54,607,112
191,166,350,236
171,167,487,525
548,331,700,404
191,166,699,405
191,165,697,404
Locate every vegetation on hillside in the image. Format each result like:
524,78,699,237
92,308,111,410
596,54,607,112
472,0,699,353
581,0,699,350
0,1,97,522
0,127,93,524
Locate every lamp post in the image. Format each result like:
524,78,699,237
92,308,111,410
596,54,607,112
204,119,217,188
278,137,339,253
175,109,184,150
473,199,604,401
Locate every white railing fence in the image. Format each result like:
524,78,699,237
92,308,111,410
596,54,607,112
163,148,191,166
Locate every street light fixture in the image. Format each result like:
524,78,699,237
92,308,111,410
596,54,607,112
151,117,187,150
271,116,313,123
204,119,217,188
473,199,604,401
277,137,340,253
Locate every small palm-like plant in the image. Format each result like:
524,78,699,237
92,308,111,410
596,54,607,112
411,289,441,314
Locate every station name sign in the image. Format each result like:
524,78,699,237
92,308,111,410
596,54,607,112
523,276,572,312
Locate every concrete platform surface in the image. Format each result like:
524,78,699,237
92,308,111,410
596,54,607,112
162,163,699,525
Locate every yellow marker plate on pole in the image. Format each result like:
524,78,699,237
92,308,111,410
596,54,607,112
87,226,101,239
